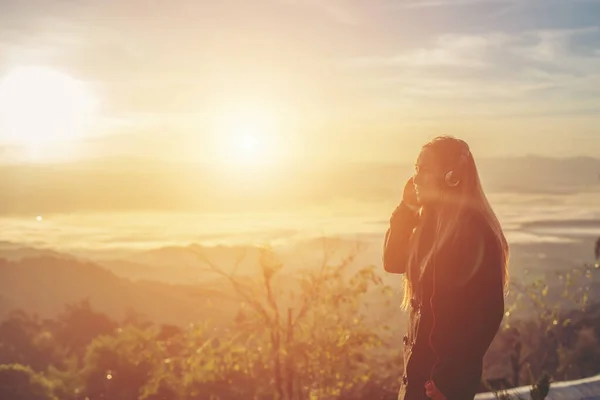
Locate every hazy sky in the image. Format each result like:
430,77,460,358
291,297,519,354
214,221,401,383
0,0,599,164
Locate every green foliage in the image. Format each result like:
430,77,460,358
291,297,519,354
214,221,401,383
0,310,66,371
1,242,600,400
54,299,117,357
0,364,57,400
187,243,397,399
492,259,600,387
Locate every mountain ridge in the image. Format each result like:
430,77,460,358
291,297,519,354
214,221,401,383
1,155,599,215
0,256,234,326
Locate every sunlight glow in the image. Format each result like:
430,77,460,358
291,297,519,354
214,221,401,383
231,123,270,164
217,106,277,166
0,66,97,158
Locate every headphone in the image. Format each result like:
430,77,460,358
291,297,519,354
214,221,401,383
444,151,470,187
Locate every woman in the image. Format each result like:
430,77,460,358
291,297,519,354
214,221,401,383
383,135,509,400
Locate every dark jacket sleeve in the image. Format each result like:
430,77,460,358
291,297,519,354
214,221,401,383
382,202,419,274
429,218,505,400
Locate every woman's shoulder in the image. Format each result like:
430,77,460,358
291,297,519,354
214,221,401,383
457,208,495,245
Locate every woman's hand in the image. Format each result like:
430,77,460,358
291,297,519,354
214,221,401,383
402,176,420,211
390,177,420,222
425,380,447,400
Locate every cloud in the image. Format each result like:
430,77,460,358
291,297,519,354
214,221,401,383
346,26,600,71
310,1,363,24
277,0,366,24
509,27,600,68
339,26,600,124
387,0,513,9
344,33,510,68
345,27,600,79
386,0,600,11
0,0,599,160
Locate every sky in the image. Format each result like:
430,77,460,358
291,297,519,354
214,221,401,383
0,0,599,164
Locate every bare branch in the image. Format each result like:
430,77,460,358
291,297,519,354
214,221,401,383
260,248,281,325
187,247,272,325
294,240,361,325
230,247,248,277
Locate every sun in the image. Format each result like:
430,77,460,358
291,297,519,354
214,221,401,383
215,107,276,166
0,66,97,157
230,121,270,164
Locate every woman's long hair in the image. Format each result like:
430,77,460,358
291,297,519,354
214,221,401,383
401,135,510,310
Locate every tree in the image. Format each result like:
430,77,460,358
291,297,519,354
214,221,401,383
189,241,398,400
493,259,597,386
79,325,168,400
556,327,600,380
0,310,62,371
0,364,57,400
54,299,117,358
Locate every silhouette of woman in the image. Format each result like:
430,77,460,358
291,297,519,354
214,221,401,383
383,136,509,400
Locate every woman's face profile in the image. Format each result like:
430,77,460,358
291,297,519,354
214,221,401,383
413,147,443,204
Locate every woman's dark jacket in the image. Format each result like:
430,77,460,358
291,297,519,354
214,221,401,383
383,202,505,400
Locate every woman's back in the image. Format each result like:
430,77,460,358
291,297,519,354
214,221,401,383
401,208,504,400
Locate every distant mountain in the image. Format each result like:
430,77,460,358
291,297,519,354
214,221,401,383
0,256,235,326
96,238,381,284
1,236,597,332
0,248,400,329
520,219,600,229
0,241,72,261
477,156,600,194
0,237,384,290
1,156,599,215
98,244,264,284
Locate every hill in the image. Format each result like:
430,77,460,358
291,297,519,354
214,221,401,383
0,256,235,326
